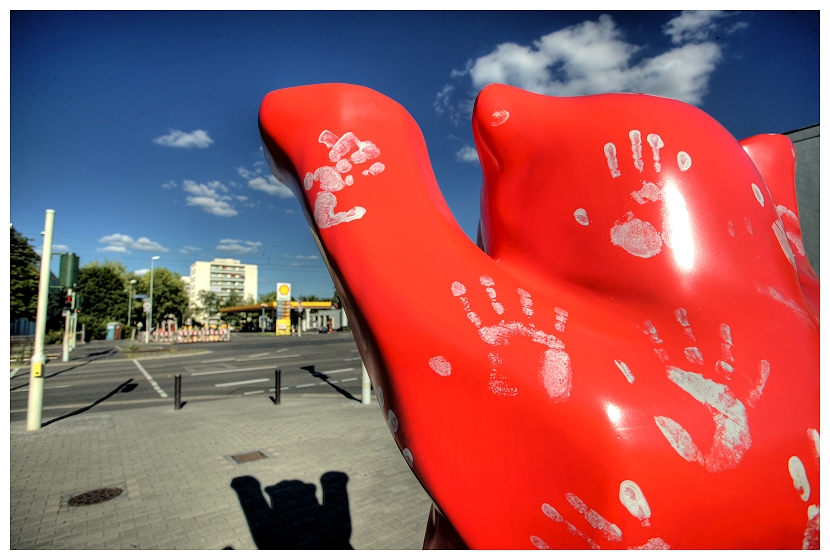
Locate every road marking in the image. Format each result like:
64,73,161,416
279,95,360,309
192,365,284,377
243,390,264,395
296,383,316,388
215,378,270,388
277,348,288,353
237,354,299,362
10,368,20,378
341,377,358,382
201,357,236,363
132,359,169,398
344,357,362,361
13,384,74,392
248,352,269,358
320,368,355,374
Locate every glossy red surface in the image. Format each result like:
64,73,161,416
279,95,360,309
259,83,819,549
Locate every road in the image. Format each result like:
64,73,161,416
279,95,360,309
10,332,365,423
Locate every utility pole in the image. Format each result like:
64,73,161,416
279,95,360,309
27,209,55,431
127,279,136,336
361,362,371,405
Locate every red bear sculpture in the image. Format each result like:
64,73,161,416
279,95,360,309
258,83,819,549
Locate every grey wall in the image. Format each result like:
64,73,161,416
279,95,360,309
785,125,820,276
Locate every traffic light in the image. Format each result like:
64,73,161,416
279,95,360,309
74,294,84,313
64,292,74,310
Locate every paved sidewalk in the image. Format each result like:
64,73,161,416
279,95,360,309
10,393,433,549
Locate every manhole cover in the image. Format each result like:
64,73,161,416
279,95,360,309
68,487,123,507
231,451,267,464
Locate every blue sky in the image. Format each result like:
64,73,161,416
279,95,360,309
9,10,820,300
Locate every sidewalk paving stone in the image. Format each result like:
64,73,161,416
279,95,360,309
11,393,433,549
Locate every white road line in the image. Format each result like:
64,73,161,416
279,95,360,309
10,367,20,378
215,378,270,388
14,384,74,392
237,354,299,362
277,348,288,353
321,368,355,374
268,387,290,391
350,350,359,353
201,357,236,363
341,377,358,382
132,359,169,398
247,352,269,358
296,383,316,388
192,365,281,377
344,357,362,361
243,390,264,395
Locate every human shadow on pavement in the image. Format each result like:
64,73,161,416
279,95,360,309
40,378,138,427
300,366,362,403
231,472,353,549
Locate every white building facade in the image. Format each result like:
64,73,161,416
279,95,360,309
188,258,258,320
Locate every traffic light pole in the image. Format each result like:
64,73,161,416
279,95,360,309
27,209,55,431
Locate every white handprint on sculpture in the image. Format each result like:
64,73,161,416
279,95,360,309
643,309,770,473
303,129,385,229
451,276,572,401
606,131,694,265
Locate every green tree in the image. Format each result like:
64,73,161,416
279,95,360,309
133,268,189,330
10,226,41,321
76,261,130,341
74,262,188,340
259,291,276,303
197,290,222,323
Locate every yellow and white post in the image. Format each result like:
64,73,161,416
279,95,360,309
27,209,55,431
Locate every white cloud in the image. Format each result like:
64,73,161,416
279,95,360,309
434,84,455,114
97,233,168,253
215,239,262,254
182,180,237,217
98,245,129,253
153,129,213,149
285,209,294,214
663,11,735,44
456,146,480,163
285,254,318,260
438,13,743,113
133,268,149,276
34,243,69,255
238,166,293,198
161,180,177,189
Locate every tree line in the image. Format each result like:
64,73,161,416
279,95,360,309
10,226,333,341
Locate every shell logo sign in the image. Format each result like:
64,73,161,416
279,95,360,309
277,282,291,301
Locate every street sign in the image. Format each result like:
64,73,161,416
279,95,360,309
277,282,291,302
143,302,151,312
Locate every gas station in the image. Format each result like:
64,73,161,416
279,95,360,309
218,283,348,335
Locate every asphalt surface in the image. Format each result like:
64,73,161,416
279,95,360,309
10,331,435,550
10,332,365,423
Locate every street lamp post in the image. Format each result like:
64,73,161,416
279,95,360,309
146,256,160,343
127,279,136,334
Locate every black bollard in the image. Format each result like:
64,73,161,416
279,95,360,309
174,374,182,410
274,368,281,405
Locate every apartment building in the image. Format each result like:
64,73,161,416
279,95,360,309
188,258,258,318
